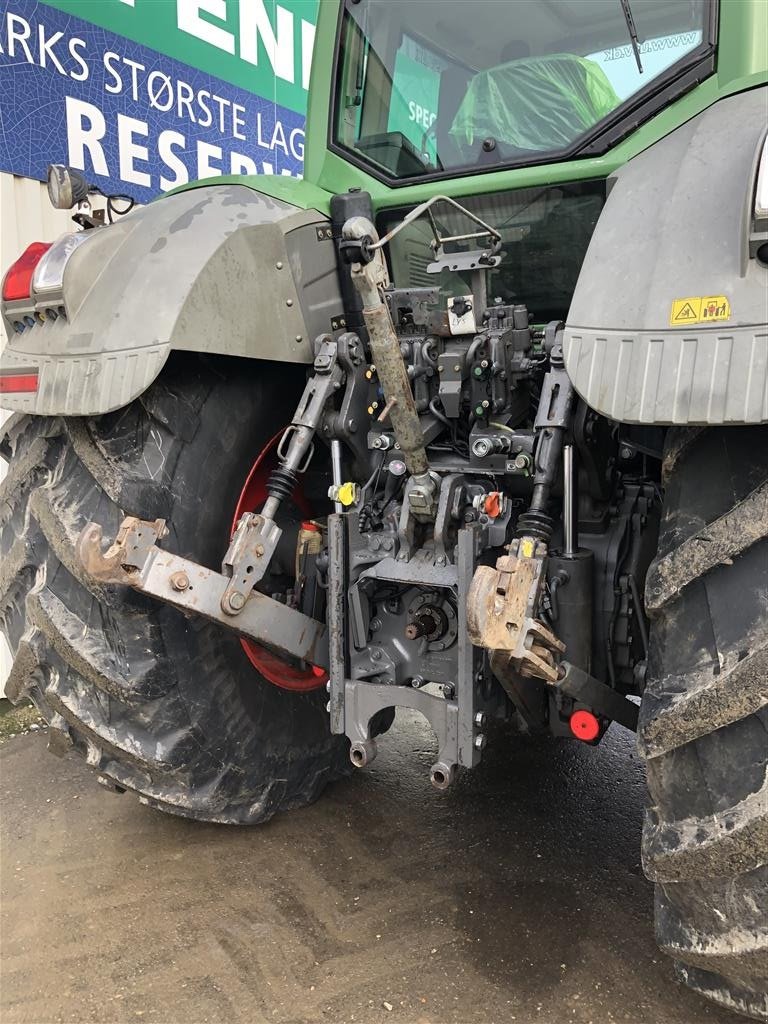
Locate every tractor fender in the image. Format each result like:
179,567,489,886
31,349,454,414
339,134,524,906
0,184,343,415
564,87,768,425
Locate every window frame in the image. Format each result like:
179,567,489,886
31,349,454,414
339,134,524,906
329,0,719,187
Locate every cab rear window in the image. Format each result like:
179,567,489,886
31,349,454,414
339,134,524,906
333,0,714,182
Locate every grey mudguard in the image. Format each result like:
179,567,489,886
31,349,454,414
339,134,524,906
0,184,343,415
564,88,768,424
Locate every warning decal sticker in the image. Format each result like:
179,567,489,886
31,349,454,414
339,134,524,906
669,296,731,326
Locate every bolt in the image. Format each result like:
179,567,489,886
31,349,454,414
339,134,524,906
474,733,487,751
254,544,265,557
370,648,382,661
411,676,425,689
326,701,331,713
170,571,189,592
286,299,293,307
620,445,633,460
437,365,444,373
227,592,246,611
453,363,461,372
481,400,490,409
474,711,487,728
480,359,489,369
295,335,303,343
326,680,331,693
275,262,283,270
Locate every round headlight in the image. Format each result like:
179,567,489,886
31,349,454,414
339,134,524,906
46,164,90,210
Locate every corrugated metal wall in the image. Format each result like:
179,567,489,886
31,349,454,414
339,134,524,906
0,173,76,274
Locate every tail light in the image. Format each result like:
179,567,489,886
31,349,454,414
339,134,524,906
2,242,52,302
0,370,39,394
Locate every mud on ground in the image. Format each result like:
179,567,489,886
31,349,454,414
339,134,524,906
1,711,741,1024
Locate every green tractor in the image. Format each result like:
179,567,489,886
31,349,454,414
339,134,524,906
1,0,766,1015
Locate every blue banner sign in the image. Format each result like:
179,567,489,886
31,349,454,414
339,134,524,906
0,1,310,203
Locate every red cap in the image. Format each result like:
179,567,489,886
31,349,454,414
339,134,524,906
483,492,503,519
570,709,600,742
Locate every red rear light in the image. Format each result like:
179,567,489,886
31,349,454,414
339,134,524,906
2,242,53,302
0,371,39,394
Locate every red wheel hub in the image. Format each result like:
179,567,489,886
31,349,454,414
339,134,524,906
232,431,327,692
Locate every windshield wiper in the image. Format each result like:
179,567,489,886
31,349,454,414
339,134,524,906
619,0,644,73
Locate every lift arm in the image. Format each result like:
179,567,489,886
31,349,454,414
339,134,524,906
77,517,329,670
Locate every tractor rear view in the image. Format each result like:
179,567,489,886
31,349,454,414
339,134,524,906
1,0,766,1017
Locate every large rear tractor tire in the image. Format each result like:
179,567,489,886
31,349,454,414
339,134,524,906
639,427,768,1019
0,355,349,824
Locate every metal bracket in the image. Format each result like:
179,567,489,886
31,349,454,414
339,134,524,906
467,537,565,681
549,661,639,732
78,516,168,582
221,513,282,614
384,287,440,329
78,518,328,669
428,250,502,275
321,331,369,469
327,515,482,789
345,680,459,789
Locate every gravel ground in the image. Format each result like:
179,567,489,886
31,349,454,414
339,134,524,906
0,709,741,1024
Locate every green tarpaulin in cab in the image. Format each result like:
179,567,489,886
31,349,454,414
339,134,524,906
450,54,621,155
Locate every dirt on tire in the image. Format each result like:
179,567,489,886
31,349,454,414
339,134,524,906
639,426,768,1020
0,354,349,824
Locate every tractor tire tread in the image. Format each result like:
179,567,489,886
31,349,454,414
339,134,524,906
640,425,768,1020
0,357,349,825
